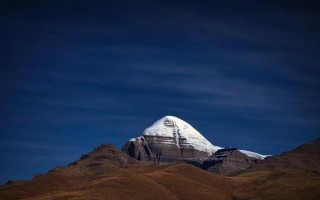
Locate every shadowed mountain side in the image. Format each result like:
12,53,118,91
231,138,320,200
245,138,320,173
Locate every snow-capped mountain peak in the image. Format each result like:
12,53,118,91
126,115,268,160
143,115,220,155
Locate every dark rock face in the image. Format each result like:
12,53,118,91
202,148,260,176
121,136,210,164
143,135,181,162
121,136,157,162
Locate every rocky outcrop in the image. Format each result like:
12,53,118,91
121,136,157,162
201,148,260,176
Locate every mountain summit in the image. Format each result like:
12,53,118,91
143,116,220,154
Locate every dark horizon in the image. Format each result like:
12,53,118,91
1,0,320,184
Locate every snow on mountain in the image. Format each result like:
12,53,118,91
129,115,268,160
142,116,220,155
239,150,269,160
129,136,143,142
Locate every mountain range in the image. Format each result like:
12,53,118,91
0,116,319,200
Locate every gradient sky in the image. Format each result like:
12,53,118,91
1,0,320,184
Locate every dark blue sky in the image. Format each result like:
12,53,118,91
1,0,320,184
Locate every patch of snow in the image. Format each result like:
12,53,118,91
173,121,180,148
129,136,144,142
239,150,270,160
161,141,175,145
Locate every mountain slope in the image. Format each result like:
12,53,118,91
0,144,140,200
245,138,320,173
0,163,234,200
24,164,233,200
0,139,319,200
231,138,320,200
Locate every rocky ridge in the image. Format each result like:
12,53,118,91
201,148,260,176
